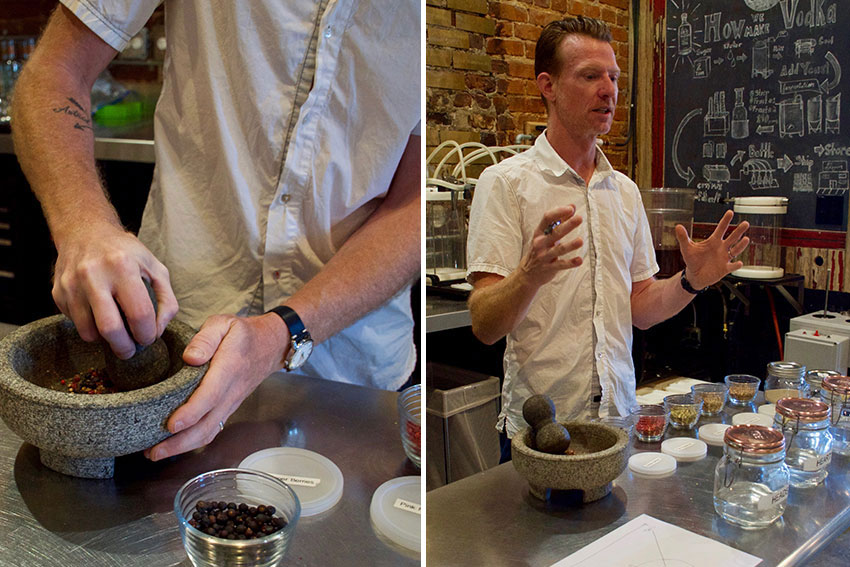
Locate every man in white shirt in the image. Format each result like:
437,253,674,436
11,1,420,461
466,17,749,457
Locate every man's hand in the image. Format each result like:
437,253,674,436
675,209,750,290
144,312,289,461
518,205,584,287
52,221,178,358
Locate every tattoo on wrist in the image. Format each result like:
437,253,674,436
52,97,92,131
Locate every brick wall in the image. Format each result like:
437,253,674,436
426,0,632,177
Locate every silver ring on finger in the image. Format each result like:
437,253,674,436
219,420,225,432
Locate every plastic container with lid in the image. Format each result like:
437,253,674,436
713,425,790,528
820,375,850,455
764,361,808,404
732,196,788,279
425,189,468,282
639,187,695,277
806,369,840,399
772,398,833,487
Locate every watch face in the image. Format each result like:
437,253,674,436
288,338,313,369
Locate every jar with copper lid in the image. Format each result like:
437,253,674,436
772,398,832,487
806,369,840,400
820,375,850,455
765,361,808,404
713,425,789,528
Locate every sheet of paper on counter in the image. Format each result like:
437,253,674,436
550,514,762,567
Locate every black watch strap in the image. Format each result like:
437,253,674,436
680,269,706,295
268,305,307,338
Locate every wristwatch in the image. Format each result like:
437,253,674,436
680,269,707,295
268,305,313,371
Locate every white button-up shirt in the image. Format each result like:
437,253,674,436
467,133,658,437
62,0,421,389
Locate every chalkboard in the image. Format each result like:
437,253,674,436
663,0,849,230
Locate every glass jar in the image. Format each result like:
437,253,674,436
725,374,761,406
806,369,840,400
713,425,789,529
772,398,832,487
820,375,850,456
632,404,667,442
764,361,808,404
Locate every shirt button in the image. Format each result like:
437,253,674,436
597,352,604,360
280,193,291,204
324,26,333,38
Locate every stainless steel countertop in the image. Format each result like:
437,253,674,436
0,326,420,566
425,296,470,333
427,407,850,567
0,121,155,163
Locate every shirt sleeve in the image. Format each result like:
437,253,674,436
60,0,160,51
466,168,524,281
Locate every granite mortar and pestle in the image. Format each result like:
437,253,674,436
0,284,207,478
512,394,629,503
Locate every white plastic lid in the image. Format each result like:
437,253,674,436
732,412,774,427
733,265,784,279
239,448,344,517
733,196,788,214
370,476,421,552
699,423,731,446
661,438,708,461
628,452,677,478
758,404,777,418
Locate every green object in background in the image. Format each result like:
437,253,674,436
93,99,154,126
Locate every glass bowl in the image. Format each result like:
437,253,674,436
691,383,729,416
174,468,300,567
725,374,761,406
631,404,668,442
664,394,703,429
398,384,421,467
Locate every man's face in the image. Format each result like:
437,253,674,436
544,35,620,141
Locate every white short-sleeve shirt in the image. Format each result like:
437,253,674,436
467,132,658,437
61,0,421,389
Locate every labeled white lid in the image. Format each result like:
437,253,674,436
699,423,732,446
732,412,774,427
628,452,677,478
239,447,344,517
758,404,777,418
370,476,421,552
661,438,708,461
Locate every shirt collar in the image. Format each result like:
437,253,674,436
534,129,615,184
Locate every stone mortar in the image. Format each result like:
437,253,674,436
512,420,630,503
0,315,207,479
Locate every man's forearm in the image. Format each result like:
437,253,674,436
282,135,421,344
10,7,121,247
630,273,695,330
468,271,539,345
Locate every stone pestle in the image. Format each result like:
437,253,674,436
102,278,170,391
